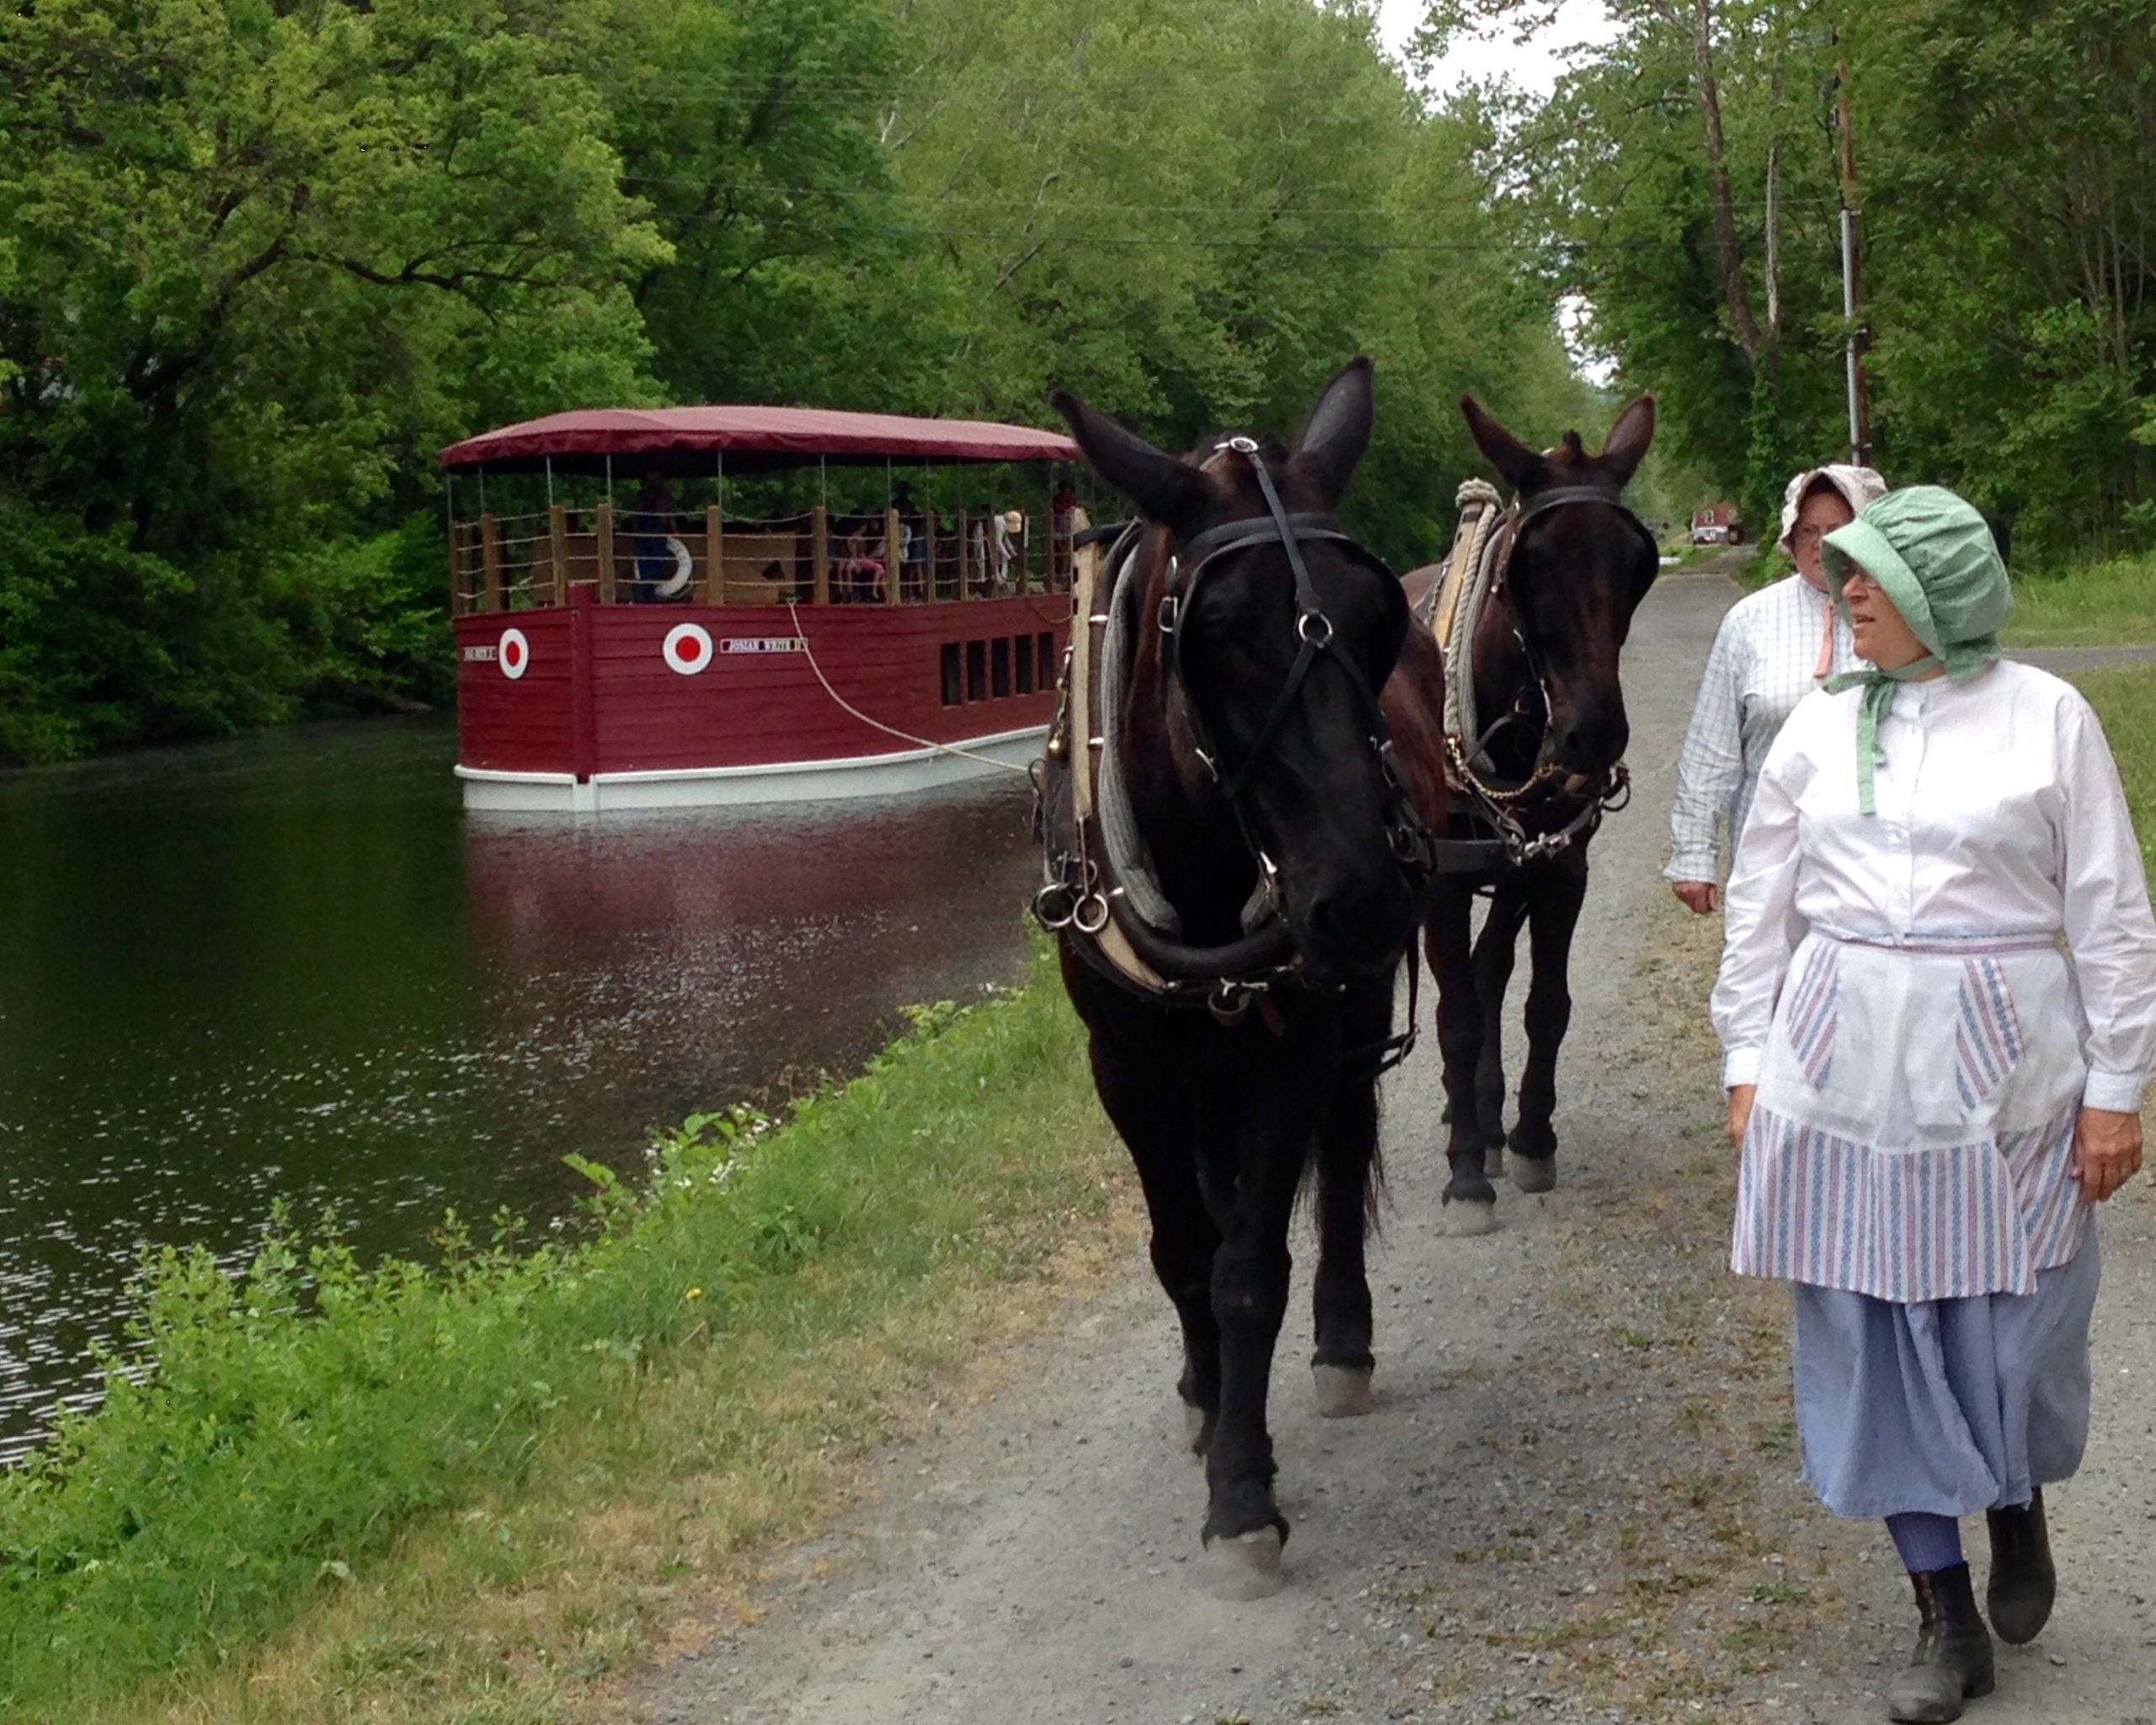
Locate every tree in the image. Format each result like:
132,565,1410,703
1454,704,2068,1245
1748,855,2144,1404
0,0,664,761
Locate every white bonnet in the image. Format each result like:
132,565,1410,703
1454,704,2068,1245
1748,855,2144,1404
1778,463,1888,553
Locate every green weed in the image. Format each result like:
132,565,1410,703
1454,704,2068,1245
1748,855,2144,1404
0,947,1115,1722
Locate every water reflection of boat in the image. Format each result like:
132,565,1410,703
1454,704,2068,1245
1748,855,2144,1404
442,408,1084,812
458,788,1045,1111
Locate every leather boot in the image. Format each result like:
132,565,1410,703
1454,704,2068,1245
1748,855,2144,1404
1885,1563,1995,1723
1985,1488,2057,1644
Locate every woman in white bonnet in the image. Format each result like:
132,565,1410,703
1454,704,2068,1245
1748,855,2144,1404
1668,463,1888,912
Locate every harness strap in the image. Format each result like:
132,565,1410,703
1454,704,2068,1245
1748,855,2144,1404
1038,439,1442,1018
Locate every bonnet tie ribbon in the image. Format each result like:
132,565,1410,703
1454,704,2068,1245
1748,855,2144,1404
1822,658,1940,815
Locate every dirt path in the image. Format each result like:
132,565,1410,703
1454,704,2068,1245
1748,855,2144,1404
638,555,2156,1725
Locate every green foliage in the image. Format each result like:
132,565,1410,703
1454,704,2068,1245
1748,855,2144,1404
0,951,1099,1717
1444,0,2156,563
0,0,663,762
3,0,1592,764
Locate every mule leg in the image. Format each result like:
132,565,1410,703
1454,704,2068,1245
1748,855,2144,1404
1084,1022,1220,1451
1310,975,1388,1417
1508,852,1589,1193
1196,1026,1331,1591
1470,877,1533,1174
1425,881,1497,1229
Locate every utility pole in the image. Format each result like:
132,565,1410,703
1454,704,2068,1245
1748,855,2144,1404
1834,51,1871,467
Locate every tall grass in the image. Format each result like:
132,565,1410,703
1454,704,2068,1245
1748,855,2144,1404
2007,550,2156,648
0,953,1116,1722
2073,662,2156,869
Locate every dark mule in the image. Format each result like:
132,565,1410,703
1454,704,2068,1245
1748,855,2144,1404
1411,394,1658,1232
1039,360,1448,1597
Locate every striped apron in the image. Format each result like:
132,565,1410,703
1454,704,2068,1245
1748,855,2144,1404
1733,927,2092,1303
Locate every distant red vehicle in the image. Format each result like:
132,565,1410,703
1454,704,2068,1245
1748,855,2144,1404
1689,502,1743,546
440,406,1083,813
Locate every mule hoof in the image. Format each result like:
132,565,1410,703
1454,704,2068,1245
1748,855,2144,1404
1483,1145,1506,1178
1312,1364,1376,1418
1201,1526,1285,1600
1510,1154,1556,1194
1182,1401,1207,1450
1441,1197,1499,1237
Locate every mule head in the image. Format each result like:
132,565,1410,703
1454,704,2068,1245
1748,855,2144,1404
1462,393,1658,779
1049,358,1418,985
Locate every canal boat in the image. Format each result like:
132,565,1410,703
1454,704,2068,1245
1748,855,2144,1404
442,406,1085,812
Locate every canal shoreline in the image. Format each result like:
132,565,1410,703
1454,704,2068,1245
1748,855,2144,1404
0,950,1129,1723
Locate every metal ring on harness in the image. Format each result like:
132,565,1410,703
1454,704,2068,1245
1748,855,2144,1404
1033,881,1078,930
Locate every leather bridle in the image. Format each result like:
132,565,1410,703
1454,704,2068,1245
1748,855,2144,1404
1161,437,1436,883
1036,437,1433,1068
1444,483,1655,861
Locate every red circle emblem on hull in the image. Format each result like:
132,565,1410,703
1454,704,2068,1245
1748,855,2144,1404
664,623,714,676
499,628,530,680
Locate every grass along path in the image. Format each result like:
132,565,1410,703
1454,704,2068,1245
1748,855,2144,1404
2072,660,2156,868
2005,551,2156,648
0,950,1127,1725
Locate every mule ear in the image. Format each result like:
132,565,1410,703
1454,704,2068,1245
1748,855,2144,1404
1460,394,1547,494
1048,389,1208,531
1597,393,1656,488
1287,355,1374,510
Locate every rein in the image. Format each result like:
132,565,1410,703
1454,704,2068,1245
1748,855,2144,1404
1035,439,1432,1072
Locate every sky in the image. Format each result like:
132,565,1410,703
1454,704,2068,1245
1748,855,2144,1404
1375,0,1620,97
1375,1,1623,382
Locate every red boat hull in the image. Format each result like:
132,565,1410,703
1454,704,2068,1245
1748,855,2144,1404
453,594,1070,810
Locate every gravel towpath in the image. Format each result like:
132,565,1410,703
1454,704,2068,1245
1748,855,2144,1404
639,555,2156,1725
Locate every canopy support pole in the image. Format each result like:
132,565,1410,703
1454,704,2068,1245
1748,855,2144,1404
446,474,463,617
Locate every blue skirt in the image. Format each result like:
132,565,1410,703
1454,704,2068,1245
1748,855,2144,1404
1792,1231,2099,1519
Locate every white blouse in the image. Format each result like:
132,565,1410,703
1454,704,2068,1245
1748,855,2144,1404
1667,574,1858,881
1713,658,2156,1114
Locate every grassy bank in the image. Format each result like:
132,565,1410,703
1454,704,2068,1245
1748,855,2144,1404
0,951,1122,1724
2004,551,2156,648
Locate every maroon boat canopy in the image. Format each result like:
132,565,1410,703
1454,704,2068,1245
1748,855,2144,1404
440,404,1081,475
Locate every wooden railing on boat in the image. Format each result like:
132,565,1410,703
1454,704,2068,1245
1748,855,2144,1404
448,503,1085,617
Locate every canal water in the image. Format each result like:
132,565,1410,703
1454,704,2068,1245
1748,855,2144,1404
0,719,1044,1460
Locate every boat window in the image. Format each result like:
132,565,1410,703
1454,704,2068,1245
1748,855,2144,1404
991,638,1011,698
1037,633,1055,691
941,643,963,708
1014,636,1034,695
965,640,987,702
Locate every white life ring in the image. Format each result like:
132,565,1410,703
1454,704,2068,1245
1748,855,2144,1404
653,535,695,600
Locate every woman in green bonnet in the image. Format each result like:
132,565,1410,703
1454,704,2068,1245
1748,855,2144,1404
1710,485,2156,1721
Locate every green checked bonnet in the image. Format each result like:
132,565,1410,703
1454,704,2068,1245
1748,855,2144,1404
1820,485,2013,813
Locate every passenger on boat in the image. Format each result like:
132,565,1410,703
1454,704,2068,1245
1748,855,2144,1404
836,517,885,603
892,482,927,597
1051,480,1078,577
629,474,689,602
987,507,1018,592
963,505,991,595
